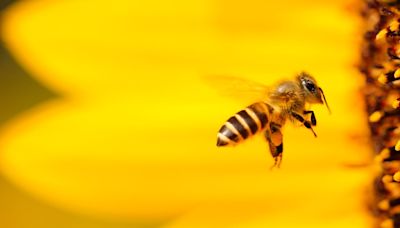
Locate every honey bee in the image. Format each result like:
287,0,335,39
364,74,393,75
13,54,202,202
215,72,330,168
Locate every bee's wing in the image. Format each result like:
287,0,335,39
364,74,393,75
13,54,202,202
203,75,271,104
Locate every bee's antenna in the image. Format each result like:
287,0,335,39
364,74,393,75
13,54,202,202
319,88,331,114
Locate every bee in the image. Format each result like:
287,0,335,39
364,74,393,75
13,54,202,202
215,72,330,168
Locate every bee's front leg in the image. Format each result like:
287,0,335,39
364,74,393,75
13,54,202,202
265,123,283,168
291,112,317,137
303,110,316,126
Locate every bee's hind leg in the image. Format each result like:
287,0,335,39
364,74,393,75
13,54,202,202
265,123,283,168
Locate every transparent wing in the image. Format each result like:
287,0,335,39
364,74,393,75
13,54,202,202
203,75,271,104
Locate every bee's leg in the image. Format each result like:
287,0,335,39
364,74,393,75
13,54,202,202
303,110,316,126
265,123,283,168
291,112,317,137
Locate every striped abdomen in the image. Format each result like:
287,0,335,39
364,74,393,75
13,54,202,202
217,102,271,146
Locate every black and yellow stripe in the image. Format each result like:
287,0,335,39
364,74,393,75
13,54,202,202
217,102,271,146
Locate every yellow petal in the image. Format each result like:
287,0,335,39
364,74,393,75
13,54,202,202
0,0,371,227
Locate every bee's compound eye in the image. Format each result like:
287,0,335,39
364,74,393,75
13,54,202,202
305,81,316,92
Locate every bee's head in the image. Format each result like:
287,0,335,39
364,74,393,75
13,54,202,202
297,72,331,113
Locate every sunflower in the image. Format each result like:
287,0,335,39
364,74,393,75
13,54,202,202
0,0,395,227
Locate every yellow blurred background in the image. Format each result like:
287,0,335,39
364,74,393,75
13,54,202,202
0,0,374,227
